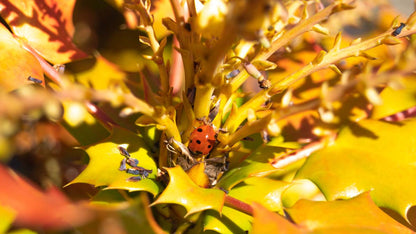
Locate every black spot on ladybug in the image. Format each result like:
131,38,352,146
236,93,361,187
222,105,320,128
196,140,201,144
208,145,212,148
197,128,203,132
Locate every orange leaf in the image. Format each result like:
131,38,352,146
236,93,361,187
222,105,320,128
0,23,44,91
0,164,92,230
252,203,301,234
0,0,87,64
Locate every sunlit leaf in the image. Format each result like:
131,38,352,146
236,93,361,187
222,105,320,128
67,127,161,196
0,0,87,64
151,166,225,216
217,139,302,190
0,205,16,233
61,101,110,146
371,77,416,119
204,177,289,233
281,179,325,208
72,55,128,90
286,192,413,233
0,164,91,230
252,203,301,234
203,207,252,234
230,177,289,213
296,119,416,219
0,24,43,91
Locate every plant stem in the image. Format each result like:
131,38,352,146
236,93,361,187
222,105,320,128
224,194,253,216
229,0,355,92
223,26,408,135
20,38,117,130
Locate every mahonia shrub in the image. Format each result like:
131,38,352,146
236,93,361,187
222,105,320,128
1,0,416,233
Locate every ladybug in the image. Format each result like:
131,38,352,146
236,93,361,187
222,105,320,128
188,124,217,155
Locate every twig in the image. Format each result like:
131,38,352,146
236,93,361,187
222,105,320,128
270,137,331,169
224,194,253,216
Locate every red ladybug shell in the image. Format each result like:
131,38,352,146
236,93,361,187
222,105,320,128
188,124,217,155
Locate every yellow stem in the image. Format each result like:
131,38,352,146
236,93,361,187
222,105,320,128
224,27,406,133
193,86,215,119
230,0,355,92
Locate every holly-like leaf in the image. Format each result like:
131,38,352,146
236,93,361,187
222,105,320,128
286,192,413,233
252,203,301,234
281,179,325,208
71,55,128,90
204,177,289,233
67,127,161,196
371,77,416,119
203,207,252,234
151,166,225,216
0,23,44,91
296,119,416,219
0,164,91,230
0,0,87,64
217,139,302,190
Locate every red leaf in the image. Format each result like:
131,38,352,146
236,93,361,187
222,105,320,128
0,164,92,230
0,0,87,64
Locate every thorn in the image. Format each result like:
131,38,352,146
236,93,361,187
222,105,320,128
329,64,342,75
381,35,402,45
359,51,377,60
350,37,362,46
312,50,327,65
312,24,329,35
333,32,342,51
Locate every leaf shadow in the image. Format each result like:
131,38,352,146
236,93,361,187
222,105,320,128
381,207,416,231
348,121,378,139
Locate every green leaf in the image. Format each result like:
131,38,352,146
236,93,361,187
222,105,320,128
67,127,161,196
296,119,416,219
229,177,289,213
151,166,225,217
372,78,416,119
281,179,325,208
203,207,252,234
204,177,289,233
61,101,110,146
217,138,302,190
286,192,413,233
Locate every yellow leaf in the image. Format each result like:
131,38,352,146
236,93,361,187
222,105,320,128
152,166,225,216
